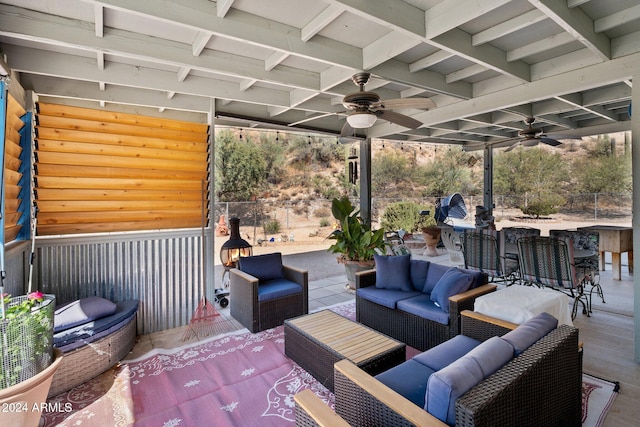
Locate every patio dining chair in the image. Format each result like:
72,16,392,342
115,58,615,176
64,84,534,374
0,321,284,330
550,229,604,309
516,235,590,320
500,226,541,276
440,225,465,268
461,229,517,285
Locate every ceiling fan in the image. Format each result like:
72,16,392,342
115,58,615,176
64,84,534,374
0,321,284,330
339,72,435,142
503,117,581,152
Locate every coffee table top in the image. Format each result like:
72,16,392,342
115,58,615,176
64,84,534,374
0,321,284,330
285,310,403,365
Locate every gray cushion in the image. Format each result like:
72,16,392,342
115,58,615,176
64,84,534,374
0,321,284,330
501,312,558,355
374,254,413,291
54,296,117,333
430,267,473,313
238,252,285,281
425,336,514,424
413,335,481,372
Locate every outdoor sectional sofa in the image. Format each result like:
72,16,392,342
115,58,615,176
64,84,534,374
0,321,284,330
356,255,495,351
315,311,581,427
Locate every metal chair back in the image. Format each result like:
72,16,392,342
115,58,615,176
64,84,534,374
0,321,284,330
461,229,503,279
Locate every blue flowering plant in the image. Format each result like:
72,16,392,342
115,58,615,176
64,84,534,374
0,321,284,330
0,291,56,389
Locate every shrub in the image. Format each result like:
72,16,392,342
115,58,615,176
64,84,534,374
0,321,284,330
521,193,565,218
263,218,281,234
381,201,434,233
314,207,331,218
319,217,331,227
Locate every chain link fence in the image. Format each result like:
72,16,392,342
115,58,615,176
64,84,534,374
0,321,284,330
214,192,631,246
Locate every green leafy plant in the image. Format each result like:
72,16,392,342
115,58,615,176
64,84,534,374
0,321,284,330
327,196,387,262
263,218,282,234
381,201,434,233
0,291,55,389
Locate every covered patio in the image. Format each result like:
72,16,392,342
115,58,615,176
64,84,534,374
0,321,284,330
0,1,639,425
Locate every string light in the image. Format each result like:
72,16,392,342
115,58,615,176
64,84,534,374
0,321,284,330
239,129,243,140
308,135,311,145
276,131,279,141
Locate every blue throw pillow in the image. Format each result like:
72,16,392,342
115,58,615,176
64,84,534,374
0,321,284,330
238,253,285,281
430,267,473,313
501,312,558,355
409,260,429,291
54,296,117,333
423,262,449,294
374,254,412,291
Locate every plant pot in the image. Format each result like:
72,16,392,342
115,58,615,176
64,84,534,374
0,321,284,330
0,348,64,427
1,295,56,389
343,259,375,290
422,228,442,257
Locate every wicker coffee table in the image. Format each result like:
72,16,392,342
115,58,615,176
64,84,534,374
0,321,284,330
284,310,405,391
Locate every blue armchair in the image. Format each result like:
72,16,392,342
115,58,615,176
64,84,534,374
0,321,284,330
230,252,308,333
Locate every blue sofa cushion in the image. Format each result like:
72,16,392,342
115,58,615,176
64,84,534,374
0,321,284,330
430,268,473,313
357,287,421,309
374,254,413,291
257,278,302,302
238,252,285,281
409,259,430,291
425,336,514,425
375,359,436,409
423,262,450,294
54,296,117,333
54,300,139,351
396,294,450,325
501,312,558,356
413,335,481,372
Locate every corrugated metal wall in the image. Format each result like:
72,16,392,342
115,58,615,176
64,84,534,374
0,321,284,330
34,229,214,335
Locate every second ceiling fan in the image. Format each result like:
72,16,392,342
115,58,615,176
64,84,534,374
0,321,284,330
503,117,581,151
339,72,435,142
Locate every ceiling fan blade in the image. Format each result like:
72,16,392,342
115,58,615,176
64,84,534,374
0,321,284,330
378,98,436,110
544,134,582,141
504,141,523,152
340,121,355,138
375,110,422,129
539,137,562,146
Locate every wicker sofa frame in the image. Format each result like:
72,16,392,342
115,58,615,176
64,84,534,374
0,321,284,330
49,313,137,397
230,265,308,333
331,310,582,427
355,269,495,351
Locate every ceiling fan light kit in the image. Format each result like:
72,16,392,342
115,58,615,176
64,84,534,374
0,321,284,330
339,72,435,137
346,111,377,128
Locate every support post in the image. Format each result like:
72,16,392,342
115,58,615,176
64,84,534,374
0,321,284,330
632,75,640,362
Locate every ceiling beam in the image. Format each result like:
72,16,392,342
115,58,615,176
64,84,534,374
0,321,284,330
472,9,547,46
0,5,326,93
301,4,343,42
528,0,610,61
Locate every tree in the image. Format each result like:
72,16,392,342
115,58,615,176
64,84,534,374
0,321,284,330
371,148,412,195
494,147,568,215
415,148,476,197
214,129,267,201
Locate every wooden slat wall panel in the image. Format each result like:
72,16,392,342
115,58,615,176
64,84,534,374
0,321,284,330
4,94,26,242
37,103,208,133
35,103,210,236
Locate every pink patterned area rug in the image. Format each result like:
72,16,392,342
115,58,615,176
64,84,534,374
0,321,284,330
582,374,619,427
42,301,617,426
42,302,355,427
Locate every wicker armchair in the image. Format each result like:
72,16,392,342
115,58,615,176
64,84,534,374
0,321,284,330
230,252,308,333
332,311,582,427
294,389,351,427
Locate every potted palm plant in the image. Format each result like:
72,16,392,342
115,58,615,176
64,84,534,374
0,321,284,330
327,196,387,289
0,290,61,427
